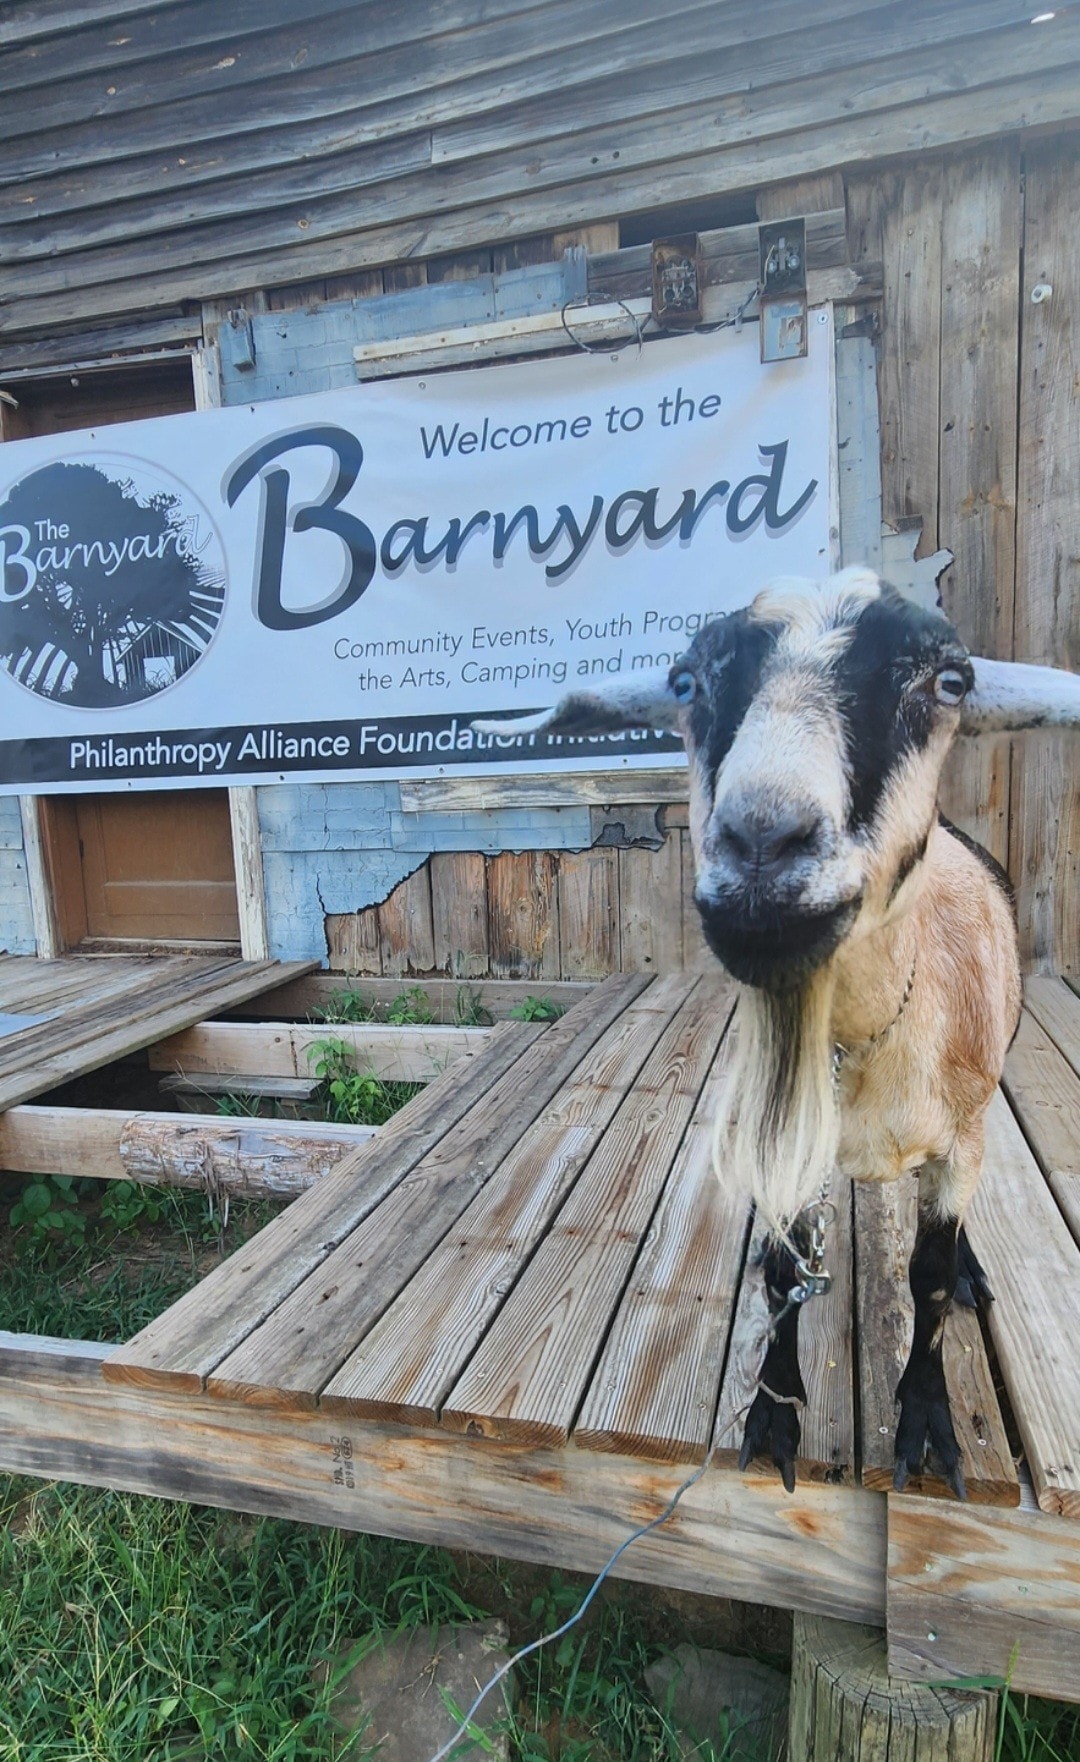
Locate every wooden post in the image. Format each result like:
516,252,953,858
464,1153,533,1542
789,1614,996,1761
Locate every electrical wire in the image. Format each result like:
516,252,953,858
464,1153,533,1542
421,1436,720,1762
559,281,761,356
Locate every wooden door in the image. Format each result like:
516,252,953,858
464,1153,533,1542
45,790,241,947
4,362,242,949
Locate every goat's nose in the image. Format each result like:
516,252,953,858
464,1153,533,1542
715,805,821,878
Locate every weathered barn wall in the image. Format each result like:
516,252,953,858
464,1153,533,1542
323,817,710,981
0,3,1076,974
1,1,1078,339
848,138,1079,972
256,781,595,963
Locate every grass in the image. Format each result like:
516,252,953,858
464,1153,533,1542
0,1477,774,1762
0,1184,280,1341
3,1461,1076,1762
994,1693,1080,1762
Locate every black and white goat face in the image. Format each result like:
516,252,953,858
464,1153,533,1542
476,565,1080,993
676,571,973,989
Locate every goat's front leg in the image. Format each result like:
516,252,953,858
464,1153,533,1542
739,1226,809,1493
893,1197,965,1499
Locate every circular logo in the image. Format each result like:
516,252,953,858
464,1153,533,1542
0,453,226,708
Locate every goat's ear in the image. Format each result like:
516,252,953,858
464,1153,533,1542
961,658,1080,734
472,665,681,739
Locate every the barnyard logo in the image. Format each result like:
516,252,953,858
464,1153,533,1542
0,454,226,708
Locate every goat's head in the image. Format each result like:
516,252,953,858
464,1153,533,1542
476,567,1080,995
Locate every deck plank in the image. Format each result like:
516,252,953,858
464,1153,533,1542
853,1181,1018,1506
1023,976,1080,1078
1004,1006,1080,1245
321,974,702,1424
203,974,651,1406
712,1180,856,1485
0,955,317,1111
0,964,306,1109
104,1018,546,1391
0,953,181,1017
967,1091,1080,1516
573,1021,748,1464
0,956,235,1066
440,978,731,1446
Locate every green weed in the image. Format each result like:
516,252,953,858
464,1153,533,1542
98,1180,169,1233
8,1173,86,1256
453,983,493,1027
996,1689,1080,1761
509,996,566,1023
308,1037,422,1127
214,1091,264,1118
314,985,435,1027
313,988,379,1024
385,985,434,1026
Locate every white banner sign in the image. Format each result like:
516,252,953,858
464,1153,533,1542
0,317,834,793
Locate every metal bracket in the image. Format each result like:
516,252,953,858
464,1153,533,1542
220,307,256,374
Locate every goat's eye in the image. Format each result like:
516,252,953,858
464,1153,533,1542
933,668,968,705
670,668,698,704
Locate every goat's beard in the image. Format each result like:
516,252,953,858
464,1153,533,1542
712,966,840,1242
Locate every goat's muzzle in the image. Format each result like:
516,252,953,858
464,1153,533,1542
694,890,860,991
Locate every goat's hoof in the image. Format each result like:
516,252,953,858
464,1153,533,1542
893,1384,967,1501
956,1227,994,1309
738,1389,800,1493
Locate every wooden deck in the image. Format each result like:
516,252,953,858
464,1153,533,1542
2,967,1080,1696
0,953,317,1108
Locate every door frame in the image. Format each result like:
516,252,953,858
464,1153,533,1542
20,784,268,959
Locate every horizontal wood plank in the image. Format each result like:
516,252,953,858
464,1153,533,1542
8,68,1078,332
147,1020,492,1083
888,1489,1080,1701
399,770,688,813
0,1104,375,1200
224,974,593,1023
0,1344,887,1625
0,955,316,1113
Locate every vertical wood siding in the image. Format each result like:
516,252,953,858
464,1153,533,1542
1011,141,1080,973
850,137,1077,973
326,828,697,981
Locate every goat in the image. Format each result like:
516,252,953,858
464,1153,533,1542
476,568,1080,1496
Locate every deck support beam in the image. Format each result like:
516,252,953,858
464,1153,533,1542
0,1105,376,1199
0,1335,886,1627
